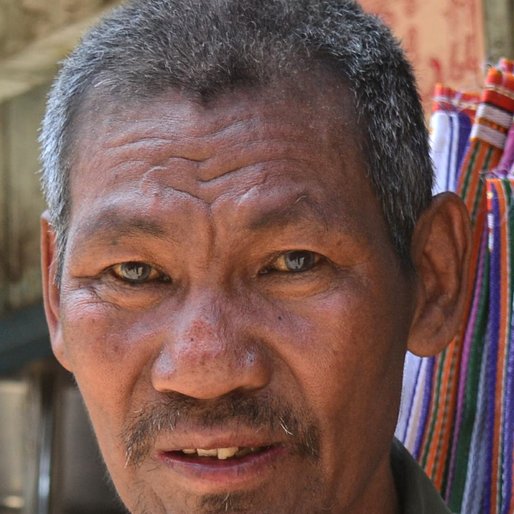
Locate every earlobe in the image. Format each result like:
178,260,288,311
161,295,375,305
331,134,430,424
40,212,72,371
407,193,471,357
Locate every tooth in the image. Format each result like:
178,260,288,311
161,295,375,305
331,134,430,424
197,448,218,457
217,447,239,460
182,449,196,454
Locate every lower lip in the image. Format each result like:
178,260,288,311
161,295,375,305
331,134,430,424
156,445,287,491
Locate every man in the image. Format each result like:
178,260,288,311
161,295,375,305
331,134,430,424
39,1,470,513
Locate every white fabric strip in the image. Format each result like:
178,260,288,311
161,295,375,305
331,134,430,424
471,123,507,149
476,104,512,129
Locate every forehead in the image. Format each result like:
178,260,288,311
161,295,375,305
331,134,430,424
66,75,383,246
72,71,360,168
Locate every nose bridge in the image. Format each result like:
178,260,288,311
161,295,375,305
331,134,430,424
151,287,271,399
179,290,227,358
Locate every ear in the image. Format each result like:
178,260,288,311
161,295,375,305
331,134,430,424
41,212,73,371
407,193,471,357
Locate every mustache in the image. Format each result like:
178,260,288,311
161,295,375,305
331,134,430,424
122,391,320,467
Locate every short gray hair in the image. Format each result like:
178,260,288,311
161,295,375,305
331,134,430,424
40,0,433,279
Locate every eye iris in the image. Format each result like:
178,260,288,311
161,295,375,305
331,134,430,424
284,251,315,271
120,262,151,281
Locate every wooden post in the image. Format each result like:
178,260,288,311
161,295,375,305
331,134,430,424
0,3,122,316
4,87,48,311
0,104,7,313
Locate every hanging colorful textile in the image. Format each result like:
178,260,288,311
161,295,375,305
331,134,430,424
430,84,477,193
494,59,514,175
460,177,514,514
494,118,514,176
447,68,514,511
499,58,514,74
398,63,514,514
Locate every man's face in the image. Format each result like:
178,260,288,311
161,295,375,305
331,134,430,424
46,79,418,513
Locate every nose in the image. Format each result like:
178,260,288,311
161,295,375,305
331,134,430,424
151,290,272,400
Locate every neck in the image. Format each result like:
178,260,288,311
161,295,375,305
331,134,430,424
341,451,400,514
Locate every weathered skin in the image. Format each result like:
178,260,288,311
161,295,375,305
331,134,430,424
41,77,470,514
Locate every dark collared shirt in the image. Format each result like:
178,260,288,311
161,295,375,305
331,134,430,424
391,439,453,514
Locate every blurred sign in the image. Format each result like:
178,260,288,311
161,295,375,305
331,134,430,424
360,0,485,109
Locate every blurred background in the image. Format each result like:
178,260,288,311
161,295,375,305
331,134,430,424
0,1,513,513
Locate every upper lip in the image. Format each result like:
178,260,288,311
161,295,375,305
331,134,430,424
154,430,286,452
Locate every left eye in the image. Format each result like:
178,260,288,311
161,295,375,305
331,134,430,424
110,262,167,284
263,250,321,273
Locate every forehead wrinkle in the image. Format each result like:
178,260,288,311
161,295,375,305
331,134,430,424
104,137,210,165
109,130,311,184
91,95,338,173
97,106,262,161
191,130,319,182
194,158,310,187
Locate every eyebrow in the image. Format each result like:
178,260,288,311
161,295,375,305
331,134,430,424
71,194,354,249
247,194,332,232
73,210,170,246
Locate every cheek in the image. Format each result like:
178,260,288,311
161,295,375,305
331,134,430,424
265,277,410,495
277,280,408,379
60,290,161,431
269,276,410,436
61,287,161,362
59,291,167,494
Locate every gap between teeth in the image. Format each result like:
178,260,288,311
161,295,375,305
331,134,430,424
181,447,259,459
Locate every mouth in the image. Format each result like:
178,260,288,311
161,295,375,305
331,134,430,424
170,445,274,460
155,442,286,491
